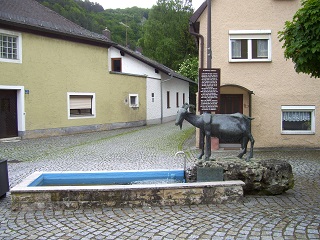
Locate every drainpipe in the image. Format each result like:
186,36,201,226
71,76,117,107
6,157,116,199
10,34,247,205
160,72,173,124
189,23,204,69
207,0,212,69
249,91,254,118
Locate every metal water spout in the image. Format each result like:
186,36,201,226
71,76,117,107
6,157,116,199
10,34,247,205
175,151,186,172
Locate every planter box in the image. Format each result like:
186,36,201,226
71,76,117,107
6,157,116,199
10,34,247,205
0,160,9,197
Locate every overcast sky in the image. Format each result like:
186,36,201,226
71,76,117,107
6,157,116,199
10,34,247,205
95,0,205,10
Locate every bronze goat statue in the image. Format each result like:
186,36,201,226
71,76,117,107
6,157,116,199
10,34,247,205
175,103,255,161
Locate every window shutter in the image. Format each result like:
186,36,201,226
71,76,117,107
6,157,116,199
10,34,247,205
70,96,92,109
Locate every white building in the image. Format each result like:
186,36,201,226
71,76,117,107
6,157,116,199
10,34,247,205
109,45,195,125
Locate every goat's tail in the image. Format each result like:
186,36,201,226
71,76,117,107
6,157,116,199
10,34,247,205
244,115,254,121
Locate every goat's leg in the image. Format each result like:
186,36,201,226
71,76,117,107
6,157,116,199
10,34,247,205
198,131,205,159
204,133,211,161
246,134,255,161
242,138,248,155
237,137,248,159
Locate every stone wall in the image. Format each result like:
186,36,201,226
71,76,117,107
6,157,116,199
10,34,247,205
11,181,244,210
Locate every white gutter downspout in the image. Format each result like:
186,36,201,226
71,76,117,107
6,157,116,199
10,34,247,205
160,72,173,124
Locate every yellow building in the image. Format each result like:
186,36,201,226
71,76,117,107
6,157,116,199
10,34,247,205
0,0,147,139
190,0,320,148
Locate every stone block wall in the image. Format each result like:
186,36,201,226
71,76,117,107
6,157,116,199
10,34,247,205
11,181,244,210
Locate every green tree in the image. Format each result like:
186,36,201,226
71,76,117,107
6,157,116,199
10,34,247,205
178,55,198,96
278,0,320,78
178,55,198,82
139,0,197,70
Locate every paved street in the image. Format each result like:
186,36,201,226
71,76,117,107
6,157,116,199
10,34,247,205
0,121,319,239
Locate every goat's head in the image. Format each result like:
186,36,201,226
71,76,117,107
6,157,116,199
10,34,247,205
175,103,189,130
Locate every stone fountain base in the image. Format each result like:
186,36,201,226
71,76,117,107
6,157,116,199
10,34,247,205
186,157,294,195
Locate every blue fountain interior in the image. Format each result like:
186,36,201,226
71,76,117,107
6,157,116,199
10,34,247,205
28,170,185,187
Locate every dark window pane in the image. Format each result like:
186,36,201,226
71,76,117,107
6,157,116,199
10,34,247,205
282,111,311,130
112,59,121,72
282,120,311,130
252,39,268,59
231,39,247,59
70,109,92,116
241,40,248,59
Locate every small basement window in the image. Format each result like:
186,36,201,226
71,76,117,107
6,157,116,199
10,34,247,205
129,94,139,108
68,93,95,119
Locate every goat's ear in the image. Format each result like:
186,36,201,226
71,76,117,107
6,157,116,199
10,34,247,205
183,103,189,109
189,104,196,114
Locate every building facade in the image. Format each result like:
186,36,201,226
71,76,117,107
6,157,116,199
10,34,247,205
0,27,147,139
108,45,192,125
190,0,320,148
0,0,193,139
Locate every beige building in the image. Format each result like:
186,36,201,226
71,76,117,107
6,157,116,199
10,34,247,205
190,0,320,148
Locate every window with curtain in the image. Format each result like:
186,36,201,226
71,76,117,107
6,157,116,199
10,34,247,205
256,40,268,58
231,39,247,59
229,30,271,62
281,106,315,134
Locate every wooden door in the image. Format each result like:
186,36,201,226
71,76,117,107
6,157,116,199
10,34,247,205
0,90,18,138
219,94,243,114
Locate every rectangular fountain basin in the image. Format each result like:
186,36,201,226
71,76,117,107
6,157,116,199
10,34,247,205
28,169,185,186
11,170,245,210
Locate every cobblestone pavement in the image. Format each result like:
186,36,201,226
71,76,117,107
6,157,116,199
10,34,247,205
0,121,319,239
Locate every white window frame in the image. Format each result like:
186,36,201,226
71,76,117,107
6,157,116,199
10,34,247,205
0,29,22,64
281,106,315,135
129,94,139,108
67,92,96,119
229,30,271,62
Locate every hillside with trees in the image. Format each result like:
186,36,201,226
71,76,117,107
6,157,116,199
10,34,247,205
37,0,199,84
36,0,149,49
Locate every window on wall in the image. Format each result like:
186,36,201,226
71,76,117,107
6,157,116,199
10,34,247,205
281,106,315,134
0,29,22,63
167,91,170,108
176,92,179,108
129,94,139,108
229,30,271,62
151,93,155,102
111,58,122,72
183,93,185,105
68,93,95,119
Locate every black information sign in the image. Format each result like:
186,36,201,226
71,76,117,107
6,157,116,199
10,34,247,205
198,68,220,112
